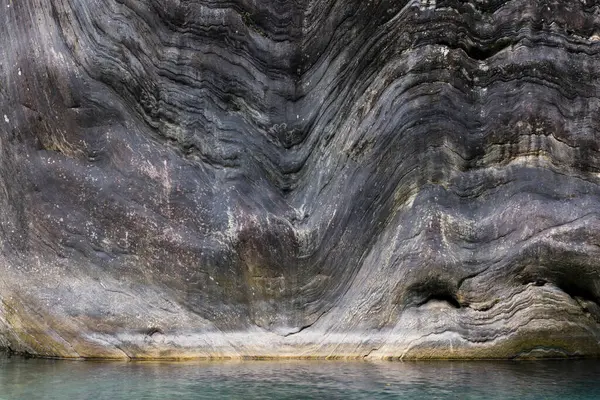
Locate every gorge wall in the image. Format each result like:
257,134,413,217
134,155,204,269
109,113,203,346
1,0,600,359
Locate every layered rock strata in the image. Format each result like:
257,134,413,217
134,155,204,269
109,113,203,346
1,0,600,359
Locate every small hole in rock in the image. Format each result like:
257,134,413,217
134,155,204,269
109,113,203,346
146,327,163,337
420,293,461,309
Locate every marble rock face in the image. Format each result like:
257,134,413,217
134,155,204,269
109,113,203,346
1,0,600,359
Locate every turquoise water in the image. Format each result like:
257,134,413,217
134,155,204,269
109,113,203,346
1,355,600,399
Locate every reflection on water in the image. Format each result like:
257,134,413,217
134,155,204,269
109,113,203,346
1,354,600,399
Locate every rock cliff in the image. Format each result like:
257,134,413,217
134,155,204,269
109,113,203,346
1,0,600,359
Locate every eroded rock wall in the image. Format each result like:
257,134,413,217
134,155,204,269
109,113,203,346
1,0,600,359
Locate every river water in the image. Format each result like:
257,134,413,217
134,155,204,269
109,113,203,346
1,355,599,399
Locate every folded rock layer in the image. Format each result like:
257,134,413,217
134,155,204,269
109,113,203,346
1,0,600,359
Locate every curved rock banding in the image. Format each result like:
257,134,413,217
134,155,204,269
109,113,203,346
1,0,600,359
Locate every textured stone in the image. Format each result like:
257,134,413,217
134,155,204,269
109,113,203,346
1,0,600,359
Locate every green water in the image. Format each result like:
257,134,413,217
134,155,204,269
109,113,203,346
1,355,599,399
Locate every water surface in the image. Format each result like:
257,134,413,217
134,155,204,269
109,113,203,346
1,355,599,399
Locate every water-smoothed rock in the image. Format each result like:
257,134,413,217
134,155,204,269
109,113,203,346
1,0,600,359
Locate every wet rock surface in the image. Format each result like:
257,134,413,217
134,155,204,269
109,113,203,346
1,0,600,359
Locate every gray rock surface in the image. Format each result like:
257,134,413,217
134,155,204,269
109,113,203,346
1,0,600,359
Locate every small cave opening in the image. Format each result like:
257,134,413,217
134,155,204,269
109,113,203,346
556,281,599,306
419,293,462,309
521,269,600,308
145,327,164,337
404,279,463,309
